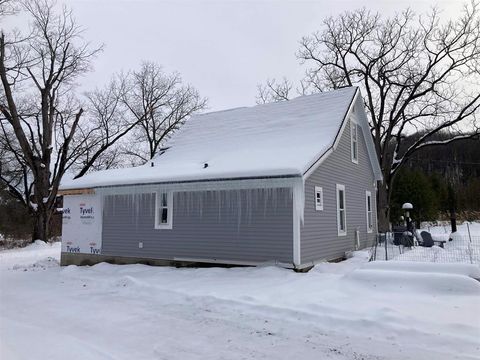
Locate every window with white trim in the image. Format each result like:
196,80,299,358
314,186,323,211
366,190,373,233
336,184,346,236
351,120,358,163
155,192,173,229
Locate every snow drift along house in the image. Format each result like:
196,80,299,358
59,87,382,270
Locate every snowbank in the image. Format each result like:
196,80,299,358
364,261,480,279
1,242,479,360
346,268,480,295
0,241,60,270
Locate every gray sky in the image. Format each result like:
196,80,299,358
9,0,466,111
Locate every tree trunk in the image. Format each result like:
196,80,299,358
447,185,457,235
31,209,50,242
450,210,457,235
377,181,391,232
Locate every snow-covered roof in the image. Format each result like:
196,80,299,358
62,86,380,190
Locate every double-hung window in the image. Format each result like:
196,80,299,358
336,184,346,236
314,186,323,211
155,192,173,229
366,191,373,233
351,120,358,163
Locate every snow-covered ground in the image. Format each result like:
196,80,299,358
1,242,479,360
374,222,480,264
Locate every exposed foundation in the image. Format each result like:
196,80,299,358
60,252,296,269
60,252,341,271
61,252,180,267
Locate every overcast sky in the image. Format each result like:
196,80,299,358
6,0,465,111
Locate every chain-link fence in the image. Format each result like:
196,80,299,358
370,223,480,265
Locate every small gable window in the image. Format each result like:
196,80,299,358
155,192,173,229
314,186,323,211
351,120,358,164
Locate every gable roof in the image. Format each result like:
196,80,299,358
61,86,381,190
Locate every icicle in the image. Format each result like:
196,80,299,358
95,176,304,231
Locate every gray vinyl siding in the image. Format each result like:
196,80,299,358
301,119,377,263
102,187,293,264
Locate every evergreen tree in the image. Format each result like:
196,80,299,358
390,168,438,225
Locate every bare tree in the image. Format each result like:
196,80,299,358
122,61,207,161
0,0,101,241
0,0,18,16
257,2,480,230
256,78,295,104
71,63,207,171
0,122,24,199
70,77,140,178
0,3,205,241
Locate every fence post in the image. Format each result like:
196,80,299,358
385,233,388,261
466,223,473,265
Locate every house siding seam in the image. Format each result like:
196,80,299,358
101,187,294,264
300,118,377,263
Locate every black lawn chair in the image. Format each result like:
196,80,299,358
420,231,434,247
420,231,447,248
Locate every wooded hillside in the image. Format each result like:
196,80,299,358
390,135,480,222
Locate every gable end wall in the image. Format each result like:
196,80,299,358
301,118,377,263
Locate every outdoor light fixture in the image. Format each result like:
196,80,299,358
402,203,413,210
402,202,413,221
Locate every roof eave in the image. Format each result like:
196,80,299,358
59,173,304,193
